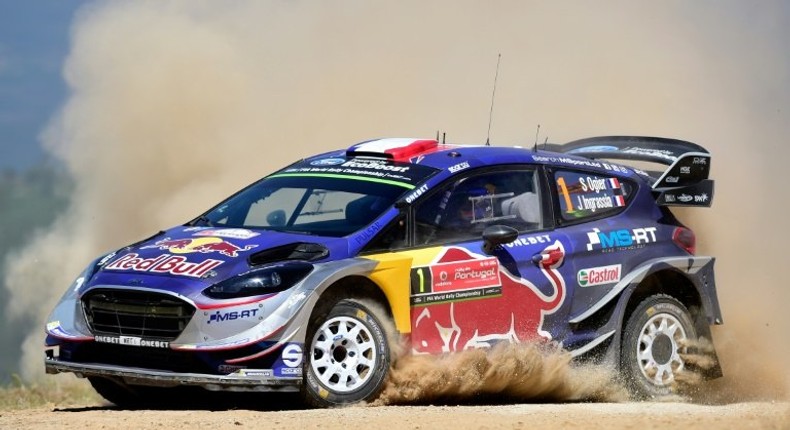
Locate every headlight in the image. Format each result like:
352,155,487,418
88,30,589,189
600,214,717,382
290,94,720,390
203,262,313,299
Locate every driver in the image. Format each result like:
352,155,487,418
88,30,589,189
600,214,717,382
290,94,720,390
454,183,497,225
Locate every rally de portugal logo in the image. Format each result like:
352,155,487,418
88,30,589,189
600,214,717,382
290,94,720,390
577,264,621,287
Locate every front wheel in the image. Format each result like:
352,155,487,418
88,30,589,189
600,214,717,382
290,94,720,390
302,299,391,407
620,294,697,399
88,376,146,408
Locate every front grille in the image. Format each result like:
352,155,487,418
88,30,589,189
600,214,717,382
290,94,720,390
82,289,195,341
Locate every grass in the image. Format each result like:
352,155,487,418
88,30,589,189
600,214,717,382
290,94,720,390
0,374,102,410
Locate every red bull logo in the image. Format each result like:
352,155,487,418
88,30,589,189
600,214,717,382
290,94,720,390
104,253,223,278
410,241,566,353
142,237,257,258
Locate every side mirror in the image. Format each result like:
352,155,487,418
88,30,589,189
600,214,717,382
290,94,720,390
266,209,286,226
482,225,518,254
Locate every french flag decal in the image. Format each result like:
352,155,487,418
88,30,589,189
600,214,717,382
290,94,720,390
347,138,439,161
607,178,621,189
614,195,626,207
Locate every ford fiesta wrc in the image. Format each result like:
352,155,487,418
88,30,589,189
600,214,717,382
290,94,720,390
44,136,722,407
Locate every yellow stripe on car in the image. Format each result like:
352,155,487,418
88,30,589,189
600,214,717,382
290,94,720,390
363,248,442,333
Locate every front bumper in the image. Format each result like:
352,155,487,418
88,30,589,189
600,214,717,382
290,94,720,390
45,357,301,392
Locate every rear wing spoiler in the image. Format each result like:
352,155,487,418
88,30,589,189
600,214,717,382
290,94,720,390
543,136,713,207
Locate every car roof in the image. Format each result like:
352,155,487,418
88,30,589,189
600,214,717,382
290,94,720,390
307,137,640,180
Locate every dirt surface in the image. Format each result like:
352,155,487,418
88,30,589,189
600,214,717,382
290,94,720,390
2,401,788,430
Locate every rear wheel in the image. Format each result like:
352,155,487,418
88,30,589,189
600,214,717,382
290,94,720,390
621,294,696,399
302,299,391,407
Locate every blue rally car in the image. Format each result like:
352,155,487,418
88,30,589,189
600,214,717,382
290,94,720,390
44,136,722,407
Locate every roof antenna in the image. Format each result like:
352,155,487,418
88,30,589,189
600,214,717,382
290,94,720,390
485,53,501,146
533,124,540,152
436,130,440,141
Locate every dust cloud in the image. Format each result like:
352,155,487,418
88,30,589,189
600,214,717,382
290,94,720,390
375,343,628,405
2,0,788,404
365,297,627,405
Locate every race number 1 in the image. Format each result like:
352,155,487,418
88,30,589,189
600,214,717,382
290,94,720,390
557,177,574,213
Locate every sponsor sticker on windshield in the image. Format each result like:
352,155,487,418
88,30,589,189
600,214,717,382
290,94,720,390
277,157,438,187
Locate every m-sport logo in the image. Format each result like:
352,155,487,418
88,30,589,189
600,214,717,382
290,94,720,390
585,227,657,252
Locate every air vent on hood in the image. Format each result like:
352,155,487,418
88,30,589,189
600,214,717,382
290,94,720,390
249,242,329,266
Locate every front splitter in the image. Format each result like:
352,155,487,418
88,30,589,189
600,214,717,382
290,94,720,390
45,358,301,392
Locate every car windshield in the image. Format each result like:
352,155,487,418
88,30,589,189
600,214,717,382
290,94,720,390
197,175,409,237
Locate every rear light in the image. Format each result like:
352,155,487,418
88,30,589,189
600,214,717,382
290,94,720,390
672,227,696,255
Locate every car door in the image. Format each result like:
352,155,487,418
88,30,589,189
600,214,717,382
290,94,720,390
404,167,575,353
549,168,640,322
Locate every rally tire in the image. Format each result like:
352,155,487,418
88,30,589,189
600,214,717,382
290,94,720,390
620,294,697,399
302,299,391,407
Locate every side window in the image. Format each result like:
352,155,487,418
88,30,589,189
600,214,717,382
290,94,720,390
554,170,632,221
414,169,542,245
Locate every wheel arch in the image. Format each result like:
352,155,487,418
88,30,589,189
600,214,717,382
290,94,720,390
583,260,722,379
620,268,706,340
612,266,723,379
290,256,409,345
312,275,395,323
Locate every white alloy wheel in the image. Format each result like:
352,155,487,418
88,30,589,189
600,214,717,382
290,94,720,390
635,312,687,386
302,299,390,407
621,294,697,399
310,315,378,393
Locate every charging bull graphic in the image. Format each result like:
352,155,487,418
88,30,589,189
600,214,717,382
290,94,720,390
142,237,257,258
410,241,566,353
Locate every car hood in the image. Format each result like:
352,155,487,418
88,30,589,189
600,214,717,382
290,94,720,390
86,226,349,300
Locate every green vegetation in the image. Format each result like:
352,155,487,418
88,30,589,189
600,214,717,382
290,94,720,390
0,374,101,410
0,164,72,384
